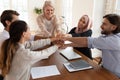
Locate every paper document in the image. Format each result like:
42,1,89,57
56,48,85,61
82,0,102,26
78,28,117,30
31,65,60,79
64,60,92,72
59,47,81,60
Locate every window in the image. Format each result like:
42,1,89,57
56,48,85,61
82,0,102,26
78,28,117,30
62,0,73,32
105,0,120,15
0,0,28,32
115,0,120,14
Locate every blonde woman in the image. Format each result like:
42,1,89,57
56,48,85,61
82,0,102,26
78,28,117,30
37,1,62,37
65,15,93,59
0,20,61,80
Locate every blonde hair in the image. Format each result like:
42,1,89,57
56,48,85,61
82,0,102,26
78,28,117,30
0,39,18,77
43,0,54,10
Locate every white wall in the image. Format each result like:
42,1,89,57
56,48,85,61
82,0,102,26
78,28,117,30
72,0,94,28
91,0,106,58
27,0,45,33
0,0,106,58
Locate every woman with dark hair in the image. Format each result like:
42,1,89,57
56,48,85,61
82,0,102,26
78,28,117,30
0,20,61,80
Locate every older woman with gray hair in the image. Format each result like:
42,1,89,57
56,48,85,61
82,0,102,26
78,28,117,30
37,1,63,37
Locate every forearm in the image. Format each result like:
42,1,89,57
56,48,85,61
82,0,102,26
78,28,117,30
65,37,88,47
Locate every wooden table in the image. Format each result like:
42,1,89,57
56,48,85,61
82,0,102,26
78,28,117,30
30,48,119,80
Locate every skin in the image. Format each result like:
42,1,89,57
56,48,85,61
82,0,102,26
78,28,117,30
77,15,89,31
43,5,54,20
62,18,117,48
100,18,117,35
19,27,31,44
5,14,19,31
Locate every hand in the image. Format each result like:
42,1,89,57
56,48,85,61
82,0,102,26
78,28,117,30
53,40,64,48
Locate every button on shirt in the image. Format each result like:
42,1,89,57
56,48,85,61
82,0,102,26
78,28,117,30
88,33,120,77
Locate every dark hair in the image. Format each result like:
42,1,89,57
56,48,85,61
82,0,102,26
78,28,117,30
103,14,120,34
0,20,28,76
9,20,28,42
0,10,19,27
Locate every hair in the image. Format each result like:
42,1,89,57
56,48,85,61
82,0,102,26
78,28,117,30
75,15,92,33
0,10,19,27
103,14,120,34
43,1,54,11
0,20,28,77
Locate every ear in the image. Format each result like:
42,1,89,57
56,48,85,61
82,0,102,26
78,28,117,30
22,32,26,38
5,20,11,26
112,25,117,31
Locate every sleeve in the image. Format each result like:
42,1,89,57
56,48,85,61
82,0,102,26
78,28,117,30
87,35,120,50
22,45,58,64
69,27,82,37
37,15,51,36
52,15,64,35
25,39,51,50
29,35,35,41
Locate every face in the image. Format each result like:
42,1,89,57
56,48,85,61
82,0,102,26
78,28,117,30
11,14,19,22
78,16,88,29
23,27,31,41
43,5,54,20
100,18,116,35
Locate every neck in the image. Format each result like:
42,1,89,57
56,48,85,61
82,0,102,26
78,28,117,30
19,38,25,44
5,26,9,31
46,16,51,20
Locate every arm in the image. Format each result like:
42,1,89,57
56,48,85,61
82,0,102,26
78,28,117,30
25,39,51,50
37,15,51,37
64,37,88,47
52,15,64,36
20,45,58,64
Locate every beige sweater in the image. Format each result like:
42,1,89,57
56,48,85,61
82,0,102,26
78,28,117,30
4,39,58,80
37,14,62,37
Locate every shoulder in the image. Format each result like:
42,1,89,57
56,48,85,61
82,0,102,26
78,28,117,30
37,14,45,20
86,29,92,33
71,27,76,31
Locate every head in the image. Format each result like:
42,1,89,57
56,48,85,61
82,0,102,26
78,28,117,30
101,14,120,35
77,15,92,32
43,1,55,20
0,10,19,31
9,20,31,42
0,20,31,76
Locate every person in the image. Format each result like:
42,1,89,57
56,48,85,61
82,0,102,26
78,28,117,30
0,10,19,79
37,1,63,37
0,10,19,46
62,14,120,78
64,15,93,59
0,20,62,80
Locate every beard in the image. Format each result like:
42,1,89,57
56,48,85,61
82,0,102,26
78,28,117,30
101,30,111,35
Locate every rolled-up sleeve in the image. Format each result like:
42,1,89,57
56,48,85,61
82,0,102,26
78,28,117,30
87,37,94,48
87,35,120,50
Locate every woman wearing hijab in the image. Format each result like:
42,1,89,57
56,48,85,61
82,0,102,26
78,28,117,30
37,1,62,37
65,15,93,59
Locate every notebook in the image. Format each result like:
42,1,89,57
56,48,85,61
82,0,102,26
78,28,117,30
59,47,81,60
64,60,92,72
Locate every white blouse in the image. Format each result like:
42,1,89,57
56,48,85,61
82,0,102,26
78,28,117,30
4,39,58,80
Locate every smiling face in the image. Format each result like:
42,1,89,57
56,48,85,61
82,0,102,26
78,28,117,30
77,15,89,30
23,27,31,41
101,18,117,35
43,5,54,20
